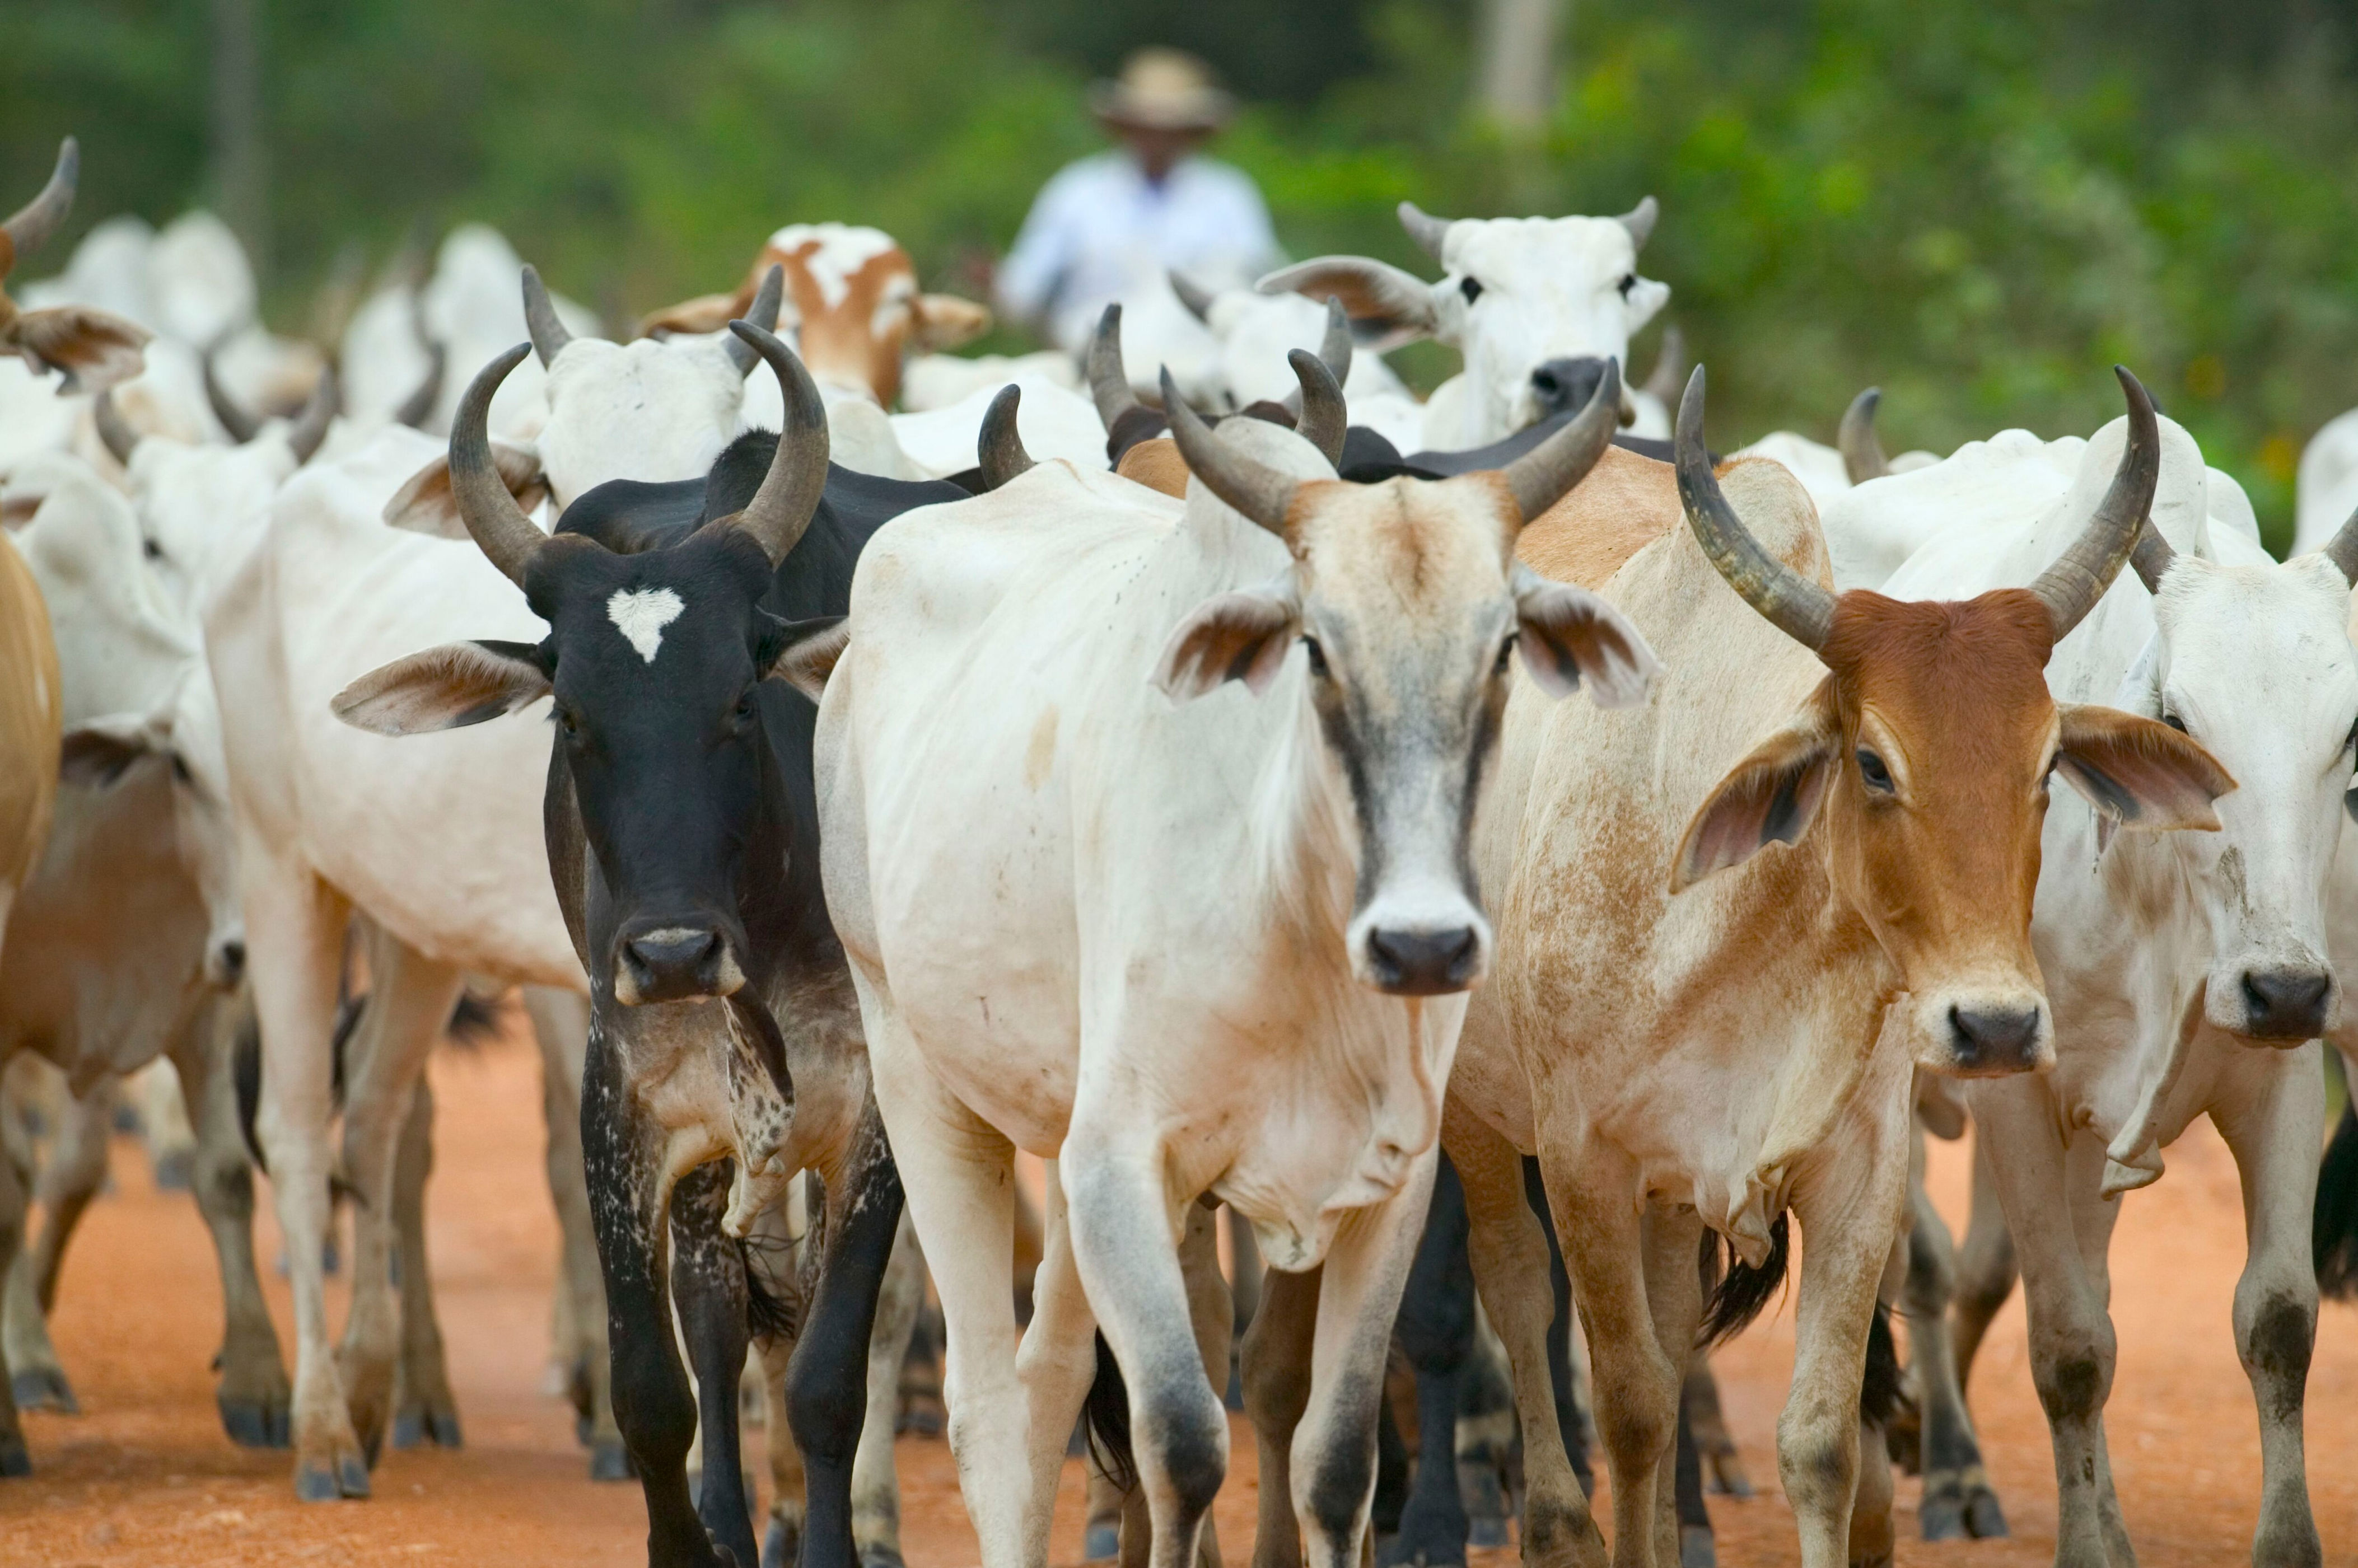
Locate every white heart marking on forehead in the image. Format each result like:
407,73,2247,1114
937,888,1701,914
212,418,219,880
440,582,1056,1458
607,587,687,664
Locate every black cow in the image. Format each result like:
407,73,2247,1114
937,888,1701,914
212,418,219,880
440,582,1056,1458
338,327,960,1568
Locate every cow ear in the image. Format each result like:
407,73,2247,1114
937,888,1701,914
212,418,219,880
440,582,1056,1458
1513,567,1662,708
1257,259,1440,351
2053,703,2233,833
1672,682,1841,892
7,306,152,394
638,289,748,339
761,615,852,703
911,294,992,352
384,441,549,539
59,712,164,787
1153,584,1300,703
332,640,552,736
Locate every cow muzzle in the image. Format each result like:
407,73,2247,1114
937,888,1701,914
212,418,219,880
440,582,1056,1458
2223,963,2336,1043
1910,986,2053,1076
206,935,246,991
1528,357,1619,424
613,919,747,1006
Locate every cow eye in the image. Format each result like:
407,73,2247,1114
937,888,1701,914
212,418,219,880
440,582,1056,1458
1302,636,1329,678
142,538,163,560
1617,274,1637,298
1856,748,1894,794
557,706,580,737
734,687,759,726
1494,634,1517,676
2162,711,2187,733
170,754,192,785
1460,277,1484,305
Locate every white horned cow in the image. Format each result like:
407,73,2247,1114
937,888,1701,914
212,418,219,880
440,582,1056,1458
1316,368,2231,1568
1850,411,2358,1568
1165,270,1426,452
808,351,1659,1568
0,139,152,475
1260,198,1670,450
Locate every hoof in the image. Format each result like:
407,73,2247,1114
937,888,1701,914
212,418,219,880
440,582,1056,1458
393,1406,464,1449
1460,1461,1510,1547
152,1149,196,1191
218,1397,291,1449
1679,1523,1716,1568
590,1439,634,1482
12,1367,77,1415
860,1544,906,1568
0,1436,29,1477
293,1459,367,1502
1918,1491,1965,1542
1084,1522,1119,1561
1467,1518,1508,1549
1963,1488,2009,1539
762,1516,802,1568
1375,1537,1467,1568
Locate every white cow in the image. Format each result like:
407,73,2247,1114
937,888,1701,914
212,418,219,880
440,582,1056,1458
1860,413,2357,1567
1260,199,1669,449
1167,271,1425,452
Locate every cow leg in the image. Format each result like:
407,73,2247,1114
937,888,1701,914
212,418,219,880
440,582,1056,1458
672,1159,762,1568
245,859,366,1500
389,1075,461,1449
789,1115,905,1568
1636,1208,1707,1568
525,986,623,1478
1949,1135,2016,1400
1179,1199,1232,1568
134,1058,199,1191
849,1207,926,1568
173,995,291,1448
1672,1392,1712,1568
334,932,463,1468
3,1076,113,1415
0,1096,29,1476
1243,1264,1320,1568
1678,1364,1743,1500
1380,1153,1474,1568
1902,1121,2003,1540
1228,1205,1263,1391
2209,1045,2325,1568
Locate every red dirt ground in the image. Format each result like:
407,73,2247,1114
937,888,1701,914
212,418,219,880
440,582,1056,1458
0,1027,2352,1566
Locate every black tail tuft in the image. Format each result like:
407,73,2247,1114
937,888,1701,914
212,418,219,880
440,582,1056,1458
1860,1302,1904,1427
741,1229,799,1342
2316,1101,2358,1299
1698,1213,1790,1349
1085,1331,1138,1493
445,990,505,1049
330,994,363,1108
234,1007,267,1175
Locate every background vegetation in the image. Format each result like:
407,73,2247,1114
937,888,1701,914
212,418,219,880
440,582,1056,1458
6,0,2358,547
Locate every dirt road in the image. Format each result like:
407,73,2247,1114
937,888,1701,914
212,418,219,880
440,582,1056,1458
1,1028,2352,1565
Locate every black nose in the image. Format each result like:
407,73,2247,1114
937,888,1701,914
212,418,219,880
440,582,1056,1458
2239,968,2332,1040
621,926,725,1004
1528,356,1614,420
1948,1005,2043,1072
218,939,246,986
1366,927,1482,995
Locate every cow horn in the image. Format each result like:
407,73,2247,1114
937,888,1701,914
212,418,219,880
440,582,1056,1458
1617,195,1659,251
1640,324,1685,405
3,138,78,269
1162,367,1297,540
977,385,1034,489
1278,300,1355,428
1287,349,1347,467
724,320,830,566
449,344,547,586
520,265,573,367
92,390,141,468
1398,201,1451,264
2028,367,2159,641
723,265,785,378
393,338,446,430
2130,518,2177,595
1676,366,1835,652
286,366,337,465
201,347,263,443
1087,304,1138,429
1501,359,1621,524
1838,387,1888,484
1170,270,1217,324
2320,507,2358,588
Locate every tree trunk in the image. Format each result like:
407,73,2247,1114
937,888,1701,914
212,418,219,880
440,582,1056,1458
210,0,269,282
1475,0,1564,132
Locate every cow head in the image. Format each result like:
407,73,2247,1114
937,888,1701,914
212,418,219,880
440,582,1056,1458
0,139,151,394
1150,354,1662,995
1259,199,1668,445
2116,488,2358,1041
1671,368,2233,1074
642,225,990,408
335,323,833,1008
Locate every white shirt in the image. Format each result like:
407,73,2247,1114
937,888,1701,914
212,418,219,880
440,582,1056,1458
998,152,1280,353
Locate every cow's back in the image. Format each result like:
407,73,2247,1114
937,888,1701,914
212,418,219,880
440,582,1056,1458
0,532,60,892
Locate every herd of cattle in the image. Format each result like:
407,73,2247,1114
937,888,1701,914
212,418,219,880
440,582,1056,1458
1,130,2355,1568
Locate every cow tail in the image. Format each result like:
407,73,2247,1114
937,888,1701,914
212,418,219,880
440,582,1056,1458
1860,1300,1905,1428
233,1007,267,1175
1698,1212,1790,1349
2315,1099,2358,1299
1085,1331,1138,1492
443,990,505,1050
740,1228,799,1343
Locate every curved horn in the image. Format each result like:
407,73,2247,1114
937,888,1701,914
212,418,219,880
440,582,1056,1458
1398,201,1451,264
1675,366,1835,652
92,390,141,469
449,344,548,586
200,347,263,443
2028,366,2159,641
1287,349,1347,467
977,385,1034,489
724,320,831,566
1169,270,1218,324
1640,323,1685,405
520,265,574,367
2321,506,2358,588
1838,387,1888,485
1501,358,1622,523
393,338,446,430
1086,304,1138,429
285,366,337,465
1316,297,1352,387
2129,518,2177,595
3,138,79,265
1162,367,1297,540
723,265,785,378
1616,195,1659,252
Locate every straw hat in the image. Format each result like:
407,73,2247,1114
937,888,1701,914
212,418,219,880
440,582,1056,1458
1089,49,1236,133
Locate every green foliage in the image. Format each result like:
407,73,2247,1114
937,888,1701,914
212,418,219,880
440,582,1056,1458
7,0,2358,547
